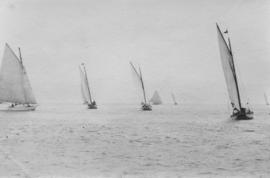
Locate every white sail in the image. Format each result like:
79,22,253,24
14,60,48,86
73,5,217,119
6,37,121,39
216,24,240,110
130,62,149,104
22,67,37,104
0,43,37,104
79,66,91,104
264,92,269,105
150,91,162,105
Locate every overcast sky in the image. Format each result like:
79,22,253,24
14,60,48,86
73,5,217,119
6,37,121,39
0,0,269,105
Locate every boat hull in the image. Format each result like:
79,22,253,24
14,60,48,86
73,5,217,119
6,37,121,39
141,104,152,111
87,103,97,109
8,105,37,111
231,108,254,120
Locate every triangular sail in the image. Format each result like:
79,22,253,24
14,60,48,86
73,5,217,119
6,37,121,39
22,67,37,104
79,65,91,104
150,91,162,105
264,92,269,105
130,62,148,104
79,66,88,103
0,43,37,104
216,24,241,110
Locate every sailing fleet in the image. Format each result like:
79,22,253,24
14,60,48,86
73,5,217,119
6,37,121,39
0,23,266,120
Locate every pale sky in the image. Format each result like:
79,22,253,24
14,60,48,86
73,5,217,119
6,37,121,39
0,0,269,104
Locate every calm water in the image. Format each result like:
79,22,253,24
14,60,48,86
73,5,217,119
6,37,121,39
0,103,270,178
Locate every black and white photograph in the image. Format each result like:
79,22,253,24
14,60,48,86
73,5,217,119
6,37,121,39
0,0,270,177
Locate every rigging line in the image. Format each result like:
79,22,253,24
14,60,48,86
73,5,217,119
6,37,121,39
233,56,252,109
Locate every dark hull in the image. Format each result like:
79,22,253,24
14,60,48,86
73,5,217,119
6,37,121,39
231,110,254,120
141,104,152,111
87,104,97,109
8,105,37,111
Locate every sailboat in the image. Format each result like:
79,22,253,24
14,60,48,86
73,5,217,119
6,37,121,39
130,62,152,111
264,92,270,105
79,63,97,109
150,90,162,105
0,43,37,111
216,24,253,120
171,93,178,105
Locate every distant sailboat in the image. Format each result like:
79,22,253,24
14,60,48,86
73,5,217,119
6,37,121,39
79,63,97,109
150,90,162,105
264,92,270,105
130,62,152,111
171,93,178,105
0,43,37,111
216,24,253,120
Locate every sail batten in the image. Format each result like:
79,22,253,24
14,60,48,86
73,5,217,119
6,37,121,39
0,44,37,104
216,24,241,110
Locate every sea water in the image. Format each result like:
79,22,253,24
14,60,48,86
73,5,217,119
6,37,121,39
0,103,270,178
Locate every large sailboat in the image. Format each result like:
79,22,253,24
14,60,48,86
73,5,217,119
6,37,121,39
150,90,162,105
130,62,152,111
79,63,97,109
216,24,253,120
0,43,37,111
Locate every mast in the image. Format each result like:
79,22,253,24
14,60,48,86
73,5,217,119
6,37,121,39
81,63,92,103
227,37,242,109
18,47,28,104
139,67,147,104
130,62,147,103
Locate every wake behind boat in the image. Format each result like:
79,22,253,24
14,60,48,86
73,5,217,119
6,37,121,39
0,43,37,111
216,24,253,120
130,62,152,111
79,63,97,109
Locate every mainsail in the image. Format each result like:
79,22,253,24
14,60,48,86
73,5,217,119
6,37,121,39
150,91,162,105
0,43,37,104
216,24,241,110
264,92,269,105
79,64,92,104
130,62,148,104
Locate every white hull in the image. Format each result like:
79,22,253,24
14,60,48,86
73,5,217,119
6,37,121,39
7,105,37,111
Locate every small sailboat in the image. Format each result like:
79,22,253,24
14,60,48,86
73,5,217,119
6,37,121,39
150,90,162,105
264,92,270,105
0,43,37,111
79,63,97,109
130,62,152,111
171,93,178,105
216,24,253,120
